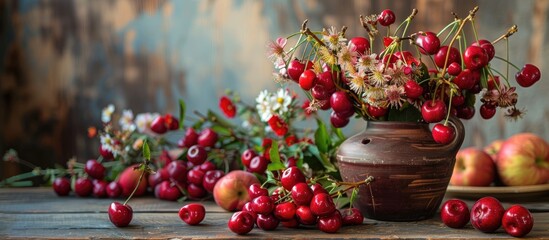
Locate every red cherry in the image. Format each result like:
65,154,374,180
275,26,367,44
240,149,256,168
106,181,122,198
280,166,306,190
178,128,199,148
415,31,440,55
447,62,462,76
85,159,106,180
310,193,336,217
248,183,269,200
480,104,497,119
311,85,330,100
383,36,394,48
199,161,216,172
377,9,396,26
440,199,470,228
164,113,179,130
318,210,342,233
179,203,205,225
256,213,280,231
155,181,182,201
434,46,461,68
317,71,336,92
274,202,297,221
291,182,314,206
241,202,258,221
74,177,93,197
348,37,370,54
515,64,541,87
197,128,218,148
202,170,224,193
329,111,350,128
421,100,447,123
472,39,495,61
150,115,167,134
187,145,207,165
310,183,329,195
187,183,207,200
487,75,501,90
166,161,187,183
453,69,476,90
502,205,534,237
456,105,475,119
404,80,423,99
432,124,455,144
53,178,71,196
248,155,268,173
187,168,205,185
452,95,465,107
470,196,505,233
463,45,489,70
148,168,169,188
92,180,108,198
228,211,255,235
251,196,275,215
99,145,114,160
296,205,318,225
299,69,317,91
287,60,306,82
368,105,388,118
340,208,364,225
108,202,133,227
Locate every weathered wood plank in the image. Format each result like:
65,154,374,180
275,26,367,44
1,188,549,239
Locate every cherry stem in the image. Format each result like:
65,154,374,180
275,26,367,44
492,25,518,45
330,176,374,198
441,6,479,76
123,163,146,206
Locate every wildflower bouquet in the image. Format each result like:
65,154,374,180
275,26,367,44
267,7,541,144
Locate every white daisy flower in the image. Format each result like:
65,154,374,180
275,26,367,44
271,89,292,114
135,112,160,135
119,109,136,132
101,104,115,123
256,90,274,122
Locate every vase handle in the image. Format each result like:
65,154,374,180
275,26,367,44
440,116,465,153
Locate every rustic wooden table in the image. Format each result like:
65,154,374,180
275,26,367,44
0,188,548,239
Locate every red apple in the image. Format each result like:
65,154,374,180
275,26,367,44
470,196,505,233
119,164,148,197
496,133,549,186
484,139,504,163
450,147,495,186
502,205,534,237
213,170,260,212
440,199,470,228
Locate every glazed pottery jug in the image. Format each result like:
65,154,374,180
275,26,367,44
336,117,464,221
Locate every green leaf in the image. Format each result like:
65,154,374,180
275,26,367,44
211,125,231,136
307,145,337,172
333,127,346,142
142,140,151,161
314,119,329,153
267,141,285,171
179,99,186,129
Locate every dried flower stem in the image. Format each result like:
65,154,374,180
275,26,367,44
440,6,479,77
492,25,518,44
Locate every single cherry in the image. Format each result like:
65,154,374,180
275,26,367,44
310,183,329,195
330,91,353,113
52,177,71,196
187,183,207,199
108,202,133,227
447,62,462,76
178,128,199,148
256,213,280,231
340,208,364,225
330,111,350,128
470,196,505,233
421,100,447,123
296,205,318,225
106,181,122,198
502,205,534,238
291,182,314,206
164,113,179,130
299,69,317,91
434,46,460,68
440,199,470,228
377,9,396,26
480,104,497,119
280,166,306,190
453,69,476,90
240,149,256,168
318,210,342,233
85,159,106,180
415,31,440,55
404,80,423,99
248,183,269,200
472,39,495,61
515,64,541,87
368,105,388,118
432,124,455,144
74,177,93,197
348,37,370,54
251,195,275,215
463,45,489,70
274,202,297,221
228,211,255,235
166,161,187,183
93,180,108,198
187,168,205,185
179,203,206,225
310,193,336,217
248,155,268,174
99,145,114,160
456,105,475,119
187,145,207,165
202,170,224,193
150,115,167,134
197,128,218,148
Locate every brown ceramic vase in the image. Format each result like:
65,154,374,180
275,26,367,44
336,117,464,221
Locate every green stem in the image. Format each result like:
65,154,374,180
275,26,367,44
123,166,146,205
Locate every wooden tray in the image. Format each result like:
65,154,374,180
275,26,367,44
445,183,549,201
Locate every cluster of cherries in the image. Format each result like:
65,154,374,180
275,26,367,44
52,159,123,198
228,166,364,235
440,197,534,237
149,127,225,201
284,8,542,146
150,113,180,134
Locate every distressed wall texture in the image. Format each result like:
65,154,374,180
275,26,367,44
1,0,548,179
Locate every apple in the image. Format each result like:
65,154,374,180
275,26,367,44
440,199,470,228
119,164,148,197
502,205,534,237
450,147,495,186
470,196,505,233
484,139,504,163
213,170,260,211
496,133,549,186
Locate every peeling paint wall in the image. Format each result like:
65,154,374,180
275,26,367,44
1,0,548,179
